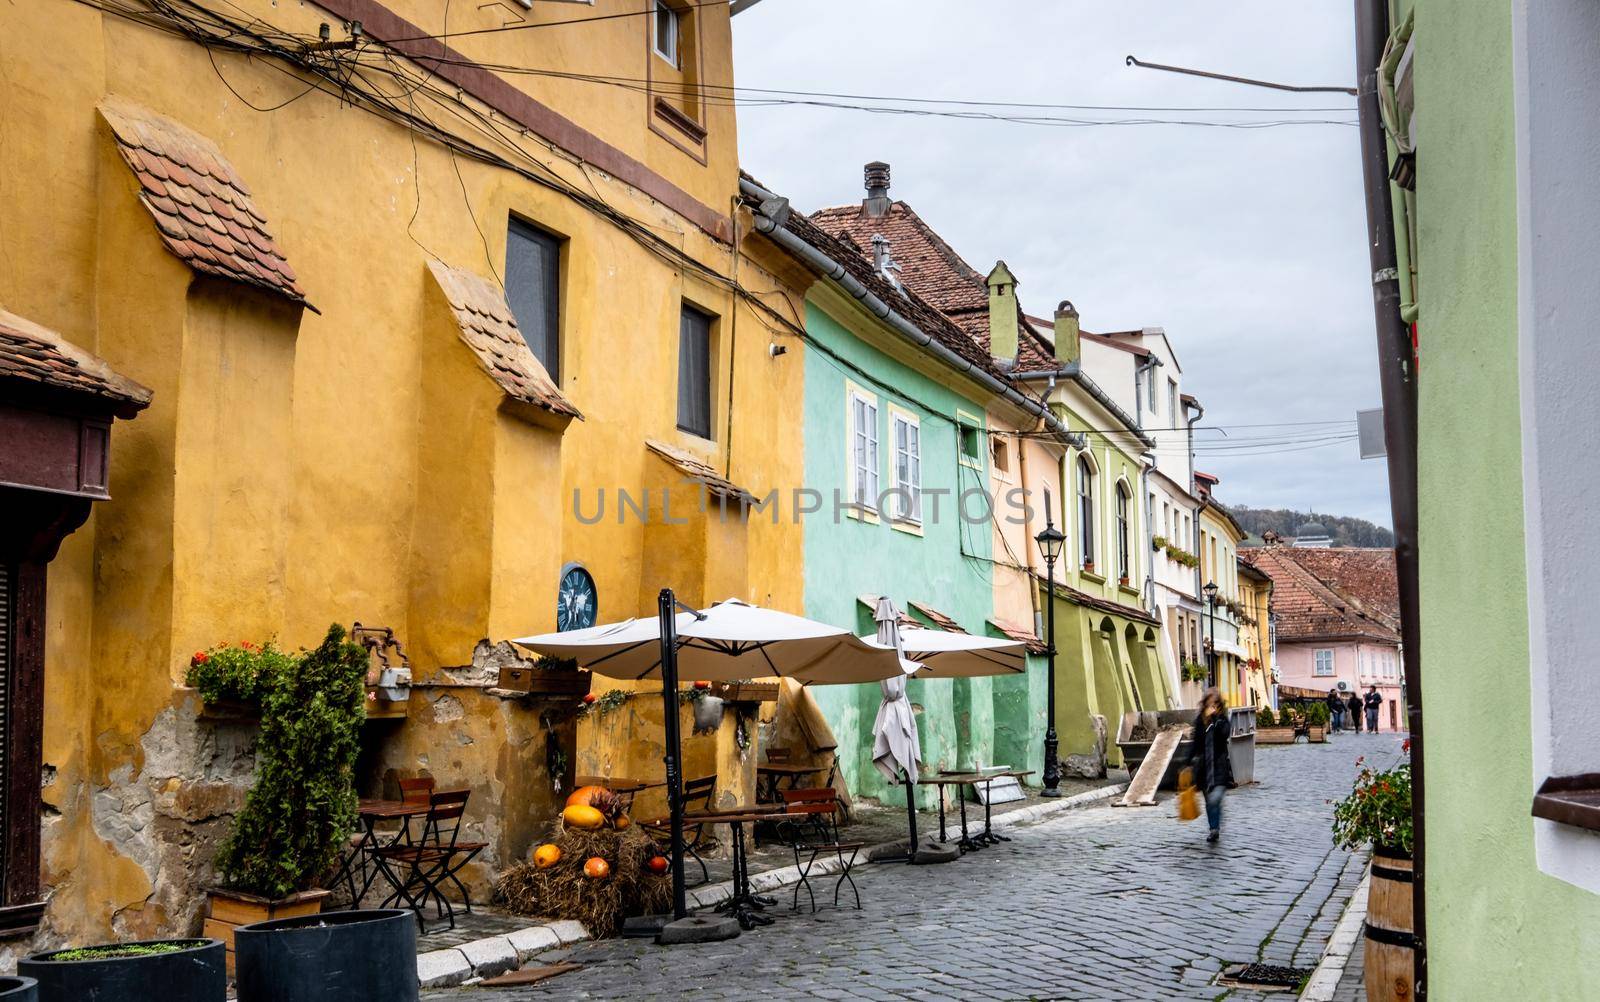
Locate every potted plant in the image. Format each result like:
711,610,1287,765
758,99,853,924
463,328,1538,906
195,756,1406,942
1332,748,1415,1002
234,909,417,1002
0,976,36,1000
187,640,296,719
20,940,224,1001
1255,705,1298,745
205,625,367,974
1304,701,1330,742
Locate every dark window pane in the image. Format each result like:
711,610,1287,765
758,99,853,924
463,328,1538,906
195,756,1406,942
678,304,712,438
505,218,561,383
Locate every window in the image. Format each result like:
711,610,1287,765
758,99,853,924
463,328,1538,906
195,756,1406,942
505,218,561,383
957,416,982,467
1076,455,1096,568
676,304,713,438
1314,649,1335,677
850,391,879,511
1167,378,1178,425
652,0,679,65
890,409,921,523
1116,483,1132,581
991,437,1010,475
1146,365,1158,415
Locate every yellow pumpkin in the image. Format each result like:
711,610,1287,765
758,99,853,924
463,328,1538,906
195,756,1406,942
583,856,611,879
565,785,619,815
562,805,606,830
533,843,561,869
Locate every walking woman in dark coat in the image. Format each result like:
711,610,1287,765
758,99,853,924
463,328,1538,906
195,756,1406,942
1188,689,1234,844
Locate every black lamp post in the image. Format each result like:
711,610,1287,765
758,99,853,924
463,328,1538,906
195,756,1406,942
1203,580,1219,690
1036,516,1066,798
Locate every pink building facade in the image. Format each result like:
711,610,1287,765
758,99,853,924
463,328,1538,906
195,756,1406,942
1277,639,1405,731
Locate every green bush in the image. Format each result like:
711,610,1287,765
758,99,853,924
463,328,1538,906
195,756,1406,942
1257,706,1276,727
186,641,296,703
1304,702,1330,727
215,624,368,899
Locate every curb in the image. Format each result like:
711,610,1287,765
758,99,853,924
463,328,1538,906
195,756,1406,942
419,781,1125,986
1300,867,1369,1000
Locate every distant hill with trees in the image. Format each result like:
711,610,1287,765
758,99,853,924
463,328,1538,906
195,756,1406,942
1229,506,1394,548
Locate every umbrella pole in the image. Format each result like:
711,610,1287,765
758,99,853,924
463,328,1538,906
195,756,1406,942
903,767,918,864
658,588,688,920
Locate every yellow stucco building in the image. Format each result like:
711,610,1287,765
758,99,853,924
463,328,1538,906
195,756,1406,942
1237,557,1275,709
0,0,812,953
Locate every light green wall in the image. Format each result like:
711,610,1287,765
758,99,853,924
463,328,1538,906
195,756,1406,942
800,297,1000,806
1417,0,1600,994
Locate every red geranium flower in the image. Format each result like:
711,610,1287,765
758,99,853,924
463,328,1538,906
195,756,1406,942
191,651,209,665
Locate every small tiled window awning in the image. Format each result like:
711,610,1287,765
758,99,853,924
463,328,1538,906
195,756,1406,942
908,601,967,633
987,618,1049,656
855,595,918,628
645,441,754,506
0,310,151,417
427,261,581,423
98,98,314,311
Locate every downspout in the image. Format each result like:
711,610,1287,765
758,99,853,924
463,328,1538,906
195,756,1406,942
1356,1,1425,995
741,177,1072,440
1017,433,1043,637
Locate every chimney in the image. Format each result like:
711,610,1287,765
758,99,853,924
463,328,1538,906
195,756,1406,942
985,261,1019,366
863,161,891,217
871,234,902,292
1053,300,1080,366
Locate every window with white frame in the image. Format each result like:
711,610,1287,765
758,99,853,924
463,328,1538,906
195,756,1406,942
1314,649,1335,677
1116,483,1132,581
652,0,680,66
889,408,921,523
849,391,879,511
1167,378,1178,425
1076,455,1096,568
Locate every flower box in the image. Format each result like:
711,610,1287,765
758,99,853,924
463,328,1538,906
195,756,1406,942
712,680,781,703
203,888,329,977
1256,726,1299,745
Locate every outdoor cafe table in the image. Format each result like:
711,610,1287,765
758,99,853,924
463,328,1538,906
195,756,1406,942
916,770,1037,853
755,763,828,802
680,805,793,930
338,798,432,904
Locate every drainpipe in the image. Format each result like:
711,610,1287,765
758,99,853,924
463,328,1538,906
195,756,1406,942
1134,355,1160,429
741,177,1072,440
1356,0,1425,995
1183,396,1204,494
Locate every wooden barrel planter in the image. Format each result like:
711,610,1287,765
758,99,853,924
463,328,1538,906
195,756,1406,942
1365,845,1416,1001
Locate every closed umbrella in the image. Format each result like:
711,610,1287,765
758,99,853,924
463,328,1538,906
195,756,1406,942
869,598,931,863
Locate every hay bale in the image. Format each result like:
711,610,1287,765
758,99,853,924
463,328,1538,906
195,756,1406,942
495,821,671,938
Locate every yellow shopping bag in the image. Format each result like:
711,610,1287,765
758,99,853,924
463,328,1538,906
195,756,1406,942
1177,767,1200,822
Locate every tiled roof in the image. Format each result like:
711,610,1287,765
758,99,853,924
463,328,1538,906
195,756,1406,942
645,440,755,506
777,210,1034,387
98,99,312,311
855,595,920,628
810,201,1059,372
1041,576,1161,626
908,601,967,633
1243,547,1400,644
0,309,152,417
987,618,1049,655
1253,547,1400,632
427,261,581,420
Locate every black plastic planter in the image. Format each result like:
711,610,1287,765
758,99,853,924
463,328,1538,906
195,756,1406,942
0,976,37,1001
234,908,417,1002
19,938,223,1002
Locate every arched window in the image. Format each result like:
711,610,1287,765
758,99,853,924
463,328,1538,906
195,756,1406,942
1116,482,1132,582
1076,455,1095,568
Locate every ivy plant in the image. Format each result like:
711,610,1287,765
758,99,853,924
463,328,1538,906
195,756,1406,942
215,624,368,899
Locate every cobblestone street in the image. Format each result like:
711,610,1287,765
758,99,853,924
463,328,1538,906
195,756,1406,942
430,734,1403,1001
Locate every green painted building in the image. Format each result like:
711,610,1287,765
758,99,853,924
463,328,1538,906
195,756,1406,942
1381,0,1600,994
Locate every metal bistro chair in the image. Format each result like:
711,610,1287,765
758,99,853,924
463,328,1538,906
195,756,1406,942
641,775,717,886
779,788,862,914
374,789,486,932
332,776,437,907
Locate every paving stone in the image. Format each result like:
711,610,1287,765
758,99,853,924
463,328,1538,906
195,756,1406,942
425,735,1402,1001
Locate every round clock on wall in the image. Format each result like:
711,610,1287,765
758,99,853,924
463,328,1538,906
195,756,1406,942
556,562,598,632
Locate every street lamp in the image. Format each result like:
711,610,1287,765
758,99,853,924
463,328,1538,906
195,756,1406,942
1203,580,1219,690
1035,516,1066,798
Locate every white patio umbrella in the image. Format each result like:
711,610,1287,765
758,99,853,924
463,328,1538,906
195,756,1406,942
863,627,1028,679
513,599,901,685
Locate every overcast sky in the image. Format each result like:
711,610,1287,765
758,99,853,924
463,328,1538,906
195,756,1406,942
731,1,1393,528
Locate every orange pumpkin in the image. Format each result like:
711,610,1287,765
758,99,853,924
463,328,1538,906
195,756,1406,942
646,855,669,875
565,785,619,815
562,805,606,830
613,814,630,830
533,843,561,869
583,856,610,879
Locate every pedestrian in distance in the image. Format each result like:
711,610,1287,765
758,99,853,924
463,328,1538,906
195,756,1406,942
1187,689,1234,845
1347,692,1364,734
1327,688,1344,732
1364,686,1383,733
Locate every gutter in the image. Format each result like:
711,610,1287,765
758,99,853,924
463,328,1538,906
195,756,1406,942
740,177,1072,440
1013,368,1156,449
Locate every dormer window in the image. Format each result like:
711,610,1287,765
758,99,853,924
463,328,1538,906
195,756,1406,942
653,1,680,66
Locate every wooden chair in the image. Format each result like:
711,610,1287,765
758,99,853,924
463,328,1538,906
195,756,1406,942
375,789,486,932
778,789,862,913
640,776,716,886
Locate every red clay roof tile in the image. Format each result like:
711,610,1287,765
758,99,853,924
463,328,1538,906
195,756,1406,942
99,98,312,311
0,309,152,417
